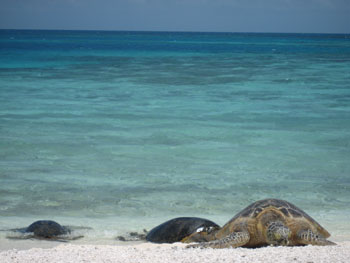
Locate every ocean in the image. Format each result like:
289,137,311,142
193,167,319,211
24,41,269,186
0,30,350,245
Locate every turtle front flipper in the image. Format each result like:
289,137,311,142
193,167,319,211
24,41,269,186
297,229,336,246
186,231,250,249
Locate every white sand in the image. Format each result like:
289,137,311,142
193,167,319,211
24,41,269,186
1,241,349,263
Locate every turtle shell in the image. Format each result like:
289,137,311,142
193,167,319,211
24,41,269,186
224,199,330,238
146,217,220,243
25,220,69,238
6,220,88,241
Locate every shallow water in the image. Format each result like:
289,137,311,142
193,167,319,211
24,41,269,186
0,30,350,246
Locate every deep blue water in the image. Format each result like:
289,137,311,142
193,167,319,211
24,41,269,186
0,30,350,243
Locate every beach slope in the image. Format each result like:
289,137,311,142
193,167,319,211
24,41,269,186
1,242,349,263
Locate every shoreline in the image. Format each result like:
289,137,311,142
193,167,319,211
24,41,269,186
1,231,349,252
1,241,350,263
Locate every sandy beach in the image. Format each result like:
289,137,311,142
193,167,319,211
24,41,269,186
0,241,349,263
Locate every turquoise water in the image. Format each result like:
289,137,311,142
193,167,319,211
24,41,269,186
1,30,350,244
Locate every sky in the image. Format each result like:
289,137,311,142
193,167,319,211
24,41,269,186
0,0,349,33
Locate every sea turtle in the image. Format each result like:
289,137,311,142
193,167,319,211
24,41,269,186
146,217,220,243
184,199,336,248
6,220,87,241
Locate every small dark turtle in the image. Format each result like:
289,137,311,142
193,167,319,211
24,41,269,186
185,199,336,248
25,220,69,238
7,220,87,241
146,217,220,244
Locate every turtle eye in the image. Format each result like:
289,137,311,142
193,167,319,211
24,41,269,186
196,227,204,233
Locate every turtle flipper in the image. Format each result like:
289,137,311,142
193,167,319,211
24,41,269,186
186,231,250,249
297,230,336,246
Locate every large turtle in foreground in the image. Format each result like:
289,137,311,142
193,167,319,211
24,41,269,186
146,217,220,243
184,199,336,248
6,220,87,241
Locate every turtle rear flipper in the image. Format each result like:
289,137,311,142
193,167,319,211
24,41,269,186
297,229,336,246
186,231,250,249
117,230,148,242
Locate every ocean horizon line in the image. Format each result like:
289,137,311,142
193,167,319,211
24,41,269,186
0,28,349,36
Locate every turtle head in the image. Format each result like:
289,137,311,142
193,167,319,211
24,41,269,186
266,221,291,246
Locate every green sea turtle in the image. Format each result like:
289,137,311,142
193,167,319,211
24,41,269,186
6,220,87,241
146,217,220,243
184,199,336,248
